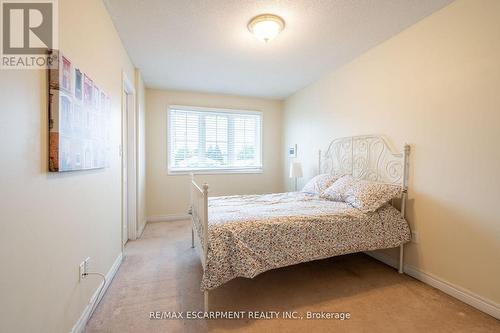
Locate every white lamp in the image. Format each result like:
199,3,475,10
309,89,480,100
289,161,303,191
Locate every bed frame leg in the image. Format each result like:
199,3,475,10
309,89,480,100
204,291,209,312
398,244,404,274
191,227,194,248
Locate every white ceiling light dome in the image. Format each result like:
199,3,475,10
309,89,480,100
248,14,285,42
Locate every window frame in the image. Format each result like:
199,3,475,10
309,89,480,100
167,105,264,175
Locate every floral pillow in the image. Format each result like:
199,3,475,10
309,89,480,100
301,174,340,195
322,175,402,213
320,175,357,201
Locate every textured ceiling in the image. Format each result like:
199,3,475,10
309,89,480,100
104,0,454,99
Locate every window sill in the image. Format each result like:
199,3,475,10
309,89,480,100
168,168,263,175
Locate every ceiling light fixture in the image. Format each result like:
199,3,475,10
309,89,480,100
248,14,285,42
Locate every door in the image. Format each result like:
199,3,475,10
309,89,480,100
122,72,137,247
122,89,129,246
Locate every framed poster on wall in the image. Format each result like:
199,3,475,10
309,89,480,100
48,51,111,172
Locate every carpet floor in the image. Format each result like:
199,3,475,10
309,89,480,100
85,220,499,333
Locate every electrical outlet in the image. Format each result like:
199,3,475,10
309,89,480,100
84,257,90,274
79,261,86,281
79,257,91,281
411,231,419,243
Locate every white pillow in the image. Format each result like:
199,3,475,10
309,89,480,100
301,174,339,195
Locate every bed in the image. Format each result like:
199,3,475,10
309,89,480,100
189,135,411,311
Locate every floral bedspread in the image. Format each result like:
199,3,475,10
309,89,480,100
199,192,410,291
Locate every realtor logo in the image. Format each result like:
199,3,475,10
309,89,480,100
1,0,58,69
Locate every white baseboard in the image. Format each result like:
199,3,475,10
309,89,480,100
366,251,500,320
70,253,123,333
147,214,190,223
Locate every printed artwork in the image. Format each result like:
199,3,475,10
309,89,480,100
48,51,111,172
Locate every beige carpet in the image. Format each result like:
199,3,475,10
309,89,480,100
85,220,499,333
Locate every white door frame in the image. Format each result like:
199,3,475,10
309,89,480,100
122,71,138,246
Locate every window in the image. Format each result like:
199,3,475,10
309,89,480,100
168,106,262,173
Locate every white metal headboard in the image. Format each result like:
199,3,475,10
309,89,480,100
319,135,410,190
318,135,410,275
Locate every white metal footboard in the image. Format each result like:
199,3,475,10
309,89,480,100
189,174,209,311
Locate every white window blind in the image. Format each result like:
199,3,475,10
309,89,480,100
168,106,262,173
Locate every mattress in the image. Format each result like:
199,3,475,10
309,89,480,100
198,192,411,291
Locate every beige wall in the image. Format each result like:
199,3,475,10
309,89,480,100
146,89,283,217
283,0,500,306
0,1,140,332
